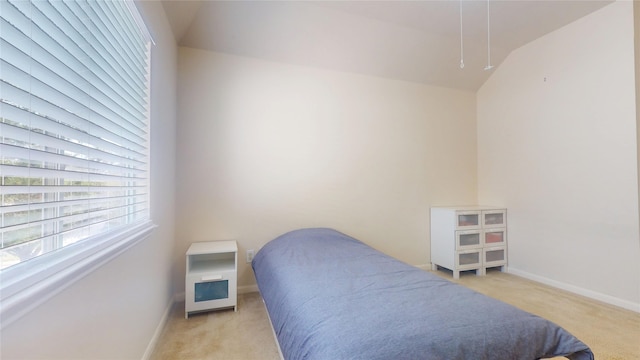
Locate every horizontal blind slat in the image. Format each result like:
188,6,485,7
1,198,149,231
1,207,149,250
0,166,148,187
88,1,146,86
0,15,146,123
0,193,149,216
1,56,147,142
0,81,148,153
3,0,146,113
0,143,147,177
0,123,147,170
1,184,147,196
1,103,148,162
32,1,147,119
55,1,146,103
1,65,147,147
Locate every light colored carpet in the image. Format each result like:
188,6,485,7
450,269,640,360
150,293,280,360
150,270,640,360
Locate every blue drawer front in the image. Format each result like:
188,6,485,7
194,280,229,302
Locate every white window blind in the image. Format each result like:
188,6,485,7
0,0,151,270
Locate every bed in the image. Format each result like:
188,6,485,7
252,228,593,360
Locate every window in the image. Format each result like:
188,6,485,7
0,0,154,326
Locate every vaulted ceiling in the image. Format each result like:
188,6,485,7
160,0,613,91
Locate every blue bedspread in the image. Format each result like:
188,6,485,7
252,228,593,360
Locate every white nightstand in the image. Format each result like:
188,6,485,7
185,240,237,318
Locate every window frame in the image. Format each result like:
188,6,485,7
0,220,155,328
0,0,156,329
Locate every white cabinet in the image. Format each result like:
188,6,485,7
185,240,237,318
430,206,507,279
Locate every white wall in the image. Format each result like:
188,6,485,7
176,48,477,290
0,2,178,359
478,1,640,311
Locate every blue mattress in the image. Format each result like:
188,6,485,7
252,228,593,360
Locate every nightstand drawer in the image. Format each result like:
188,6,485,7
484,247,506,267
483,228,506,246
456,211,481,230
186,270,237,313
456,230,482,250
482,210,506,228
456,250,482,269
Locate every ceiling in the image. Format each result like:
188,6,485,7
160,0,613,91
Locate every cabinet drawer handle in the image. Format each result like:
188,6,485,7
201,274,223,282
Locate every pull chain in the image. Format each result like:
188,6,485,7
484,0,494,70
459,0,465,69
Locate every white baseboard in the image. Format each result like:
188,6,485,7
508,267,640,313
142,297,174,360
414,263,432,271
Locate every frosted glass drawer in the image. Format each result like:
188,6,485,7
456,250,482,269
195,280,229,302
455,230,482,250
186,270,237,313
484,247,506,266
482,210,506,228
483,228,506,246
455,211,480,230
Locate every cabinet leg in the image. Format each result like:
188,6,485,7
453,270,460,279
431,263,438,271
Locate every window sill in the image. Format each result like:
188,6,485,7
0,221,157,329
